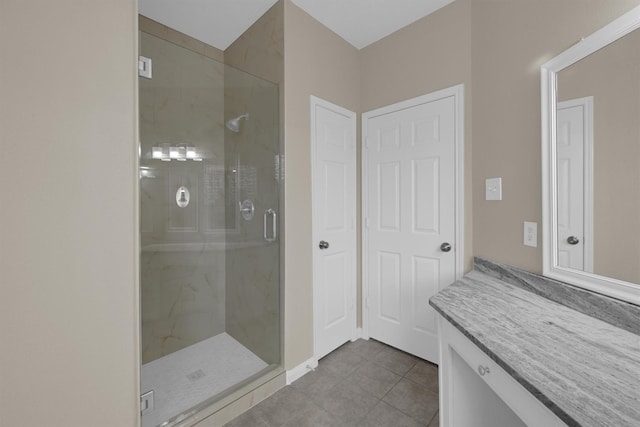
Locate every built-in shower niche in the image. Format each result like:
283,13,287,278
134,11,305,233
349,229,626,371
139,27,281,427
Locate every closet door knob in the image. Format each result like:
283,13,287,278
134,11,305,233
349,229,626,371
319,240,329,250
440,242,452,252
567,236,580,245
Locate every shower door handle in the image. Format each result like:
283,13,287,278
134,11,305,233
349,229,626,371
264,209,277,243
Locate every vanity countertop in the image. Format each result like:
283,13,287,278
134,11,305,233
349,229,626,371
430,267,640,427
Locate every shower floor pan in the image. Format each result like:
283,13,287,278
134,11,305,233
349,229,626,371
141,332,268,427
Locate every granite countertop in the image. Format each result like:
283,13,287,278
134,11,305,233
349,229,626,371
430,263,640,427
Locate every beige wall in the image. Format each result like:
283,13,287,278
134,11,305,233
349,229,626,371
558,29,640,284
471,0,640,274
360,0,473,273
0,1,139,426
360,0,471,112
283,0,361,369
4,1,640,424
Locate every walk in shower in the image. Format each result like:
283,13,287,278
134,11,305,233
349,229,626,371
139,30,281,427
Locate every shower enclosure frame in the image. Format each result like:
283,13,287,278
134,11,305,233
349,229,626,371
137,22,285,427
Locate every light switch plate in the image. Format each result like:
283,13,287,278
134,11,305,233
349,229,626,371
141,390,154,416
138,56,152,79
485,177,502,201
524,221,537,247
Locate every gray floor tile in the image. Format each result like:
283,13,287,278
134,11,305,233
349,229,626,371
342,338,386,360
222,405,270,427
226,343,440,427
291,365,343,399
348,360,401,399
281,402,343,427
372,345,419,376
405,360,439,394
382,378,438,424
358,401,424,427
319,344,367,378
314,380,379,424
427,410,439,427
255,386,320,426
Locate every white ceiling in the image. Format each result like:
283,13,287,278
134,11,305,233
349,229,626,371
139,0,455,51
291,0,455,49
138,0,279,51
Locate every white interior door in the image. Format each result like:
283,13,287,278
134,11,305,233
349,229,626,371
557,97,593,272
311,96,357,360
363,86,463,364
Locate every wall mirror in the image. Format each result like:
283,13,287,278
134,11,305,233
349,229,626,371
542,5,640,305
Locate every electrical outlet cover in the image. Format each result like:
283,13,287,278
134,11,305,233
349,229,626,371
524,221,537,247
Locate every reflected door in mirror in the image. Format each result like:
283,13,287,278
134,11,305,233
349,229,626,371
556,27,640,285
556,98,593,273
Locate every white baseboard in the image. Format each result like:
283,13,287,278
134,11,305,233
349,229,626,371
351,327,364,341
285,357,318,385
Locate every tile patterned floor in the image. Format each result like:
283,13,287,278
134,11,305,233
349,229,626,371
224,339,439,427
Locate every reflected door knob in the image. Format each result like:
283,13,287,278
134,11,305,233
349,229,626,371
319,240,329,250
440,242,452,252
567,236,580,245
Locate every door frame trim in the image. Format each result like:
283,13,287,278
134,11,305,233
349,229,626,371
310,95,358,360
361,84,465,340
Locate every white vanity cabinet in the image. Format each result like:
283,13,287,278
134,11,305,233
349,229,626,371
438,319,567,427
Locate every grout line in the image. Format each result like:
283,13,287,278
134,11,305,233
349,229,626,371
378,369,439,425
378,376,402,401
380,395,431,427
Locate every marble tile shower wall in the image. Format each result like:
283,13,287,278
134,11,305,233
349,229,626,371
140,251,226,363
138,8,283,365
224,66,281,365
222,1,284,366
139,31,227,364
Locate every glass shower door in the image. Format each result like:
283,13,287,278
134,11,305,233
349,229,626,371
139,30,281,427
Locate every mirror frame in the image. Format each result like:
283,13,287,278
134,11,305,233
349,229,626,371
541,5,640,305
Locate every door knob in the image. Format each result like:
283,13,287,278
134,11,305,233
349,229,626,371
319,240,329,250
440,242,452,252
567,236,580,245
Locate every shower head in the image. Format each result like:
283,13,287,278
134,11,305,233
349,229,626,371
225,113,250,133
